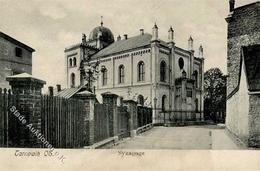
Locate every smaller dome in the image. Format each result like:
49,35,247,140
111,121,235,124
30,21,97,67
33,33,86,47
89,26,114,44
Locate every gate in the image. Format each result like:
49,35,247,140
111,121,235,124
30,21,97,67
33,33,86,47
156,110,203,125
94,104,110,143
117,106,129,138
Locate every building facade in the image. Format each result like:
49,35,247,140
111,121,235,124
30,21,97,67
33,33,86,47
65,22,205,122
226,1,260,147
0,32,35,88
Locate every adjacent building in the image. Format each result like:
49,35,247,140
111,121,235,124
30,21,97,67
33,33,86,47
226,1,260,147
64,22,205,122
0,32,35,88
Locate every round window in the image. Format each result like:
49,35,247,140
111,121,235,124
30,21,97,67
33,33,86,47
178,58,184,69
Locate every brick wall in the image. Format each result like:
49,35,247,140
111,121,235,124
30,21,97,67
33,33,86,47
7,75,45,147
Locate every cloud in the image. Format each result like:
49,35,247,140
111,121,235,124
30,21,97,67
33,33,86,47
0,0,255,88
39,5,67,20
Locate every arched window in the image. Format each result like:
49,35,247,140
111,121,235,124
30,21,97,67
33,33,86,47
73,57,77,66
162,95,167,111
137,95,144,106
118,65,125,84
101,68,108,86
178,57,184,69
70,73,75,88
194,70,199,88
160,61,166,82
138,61,145,82
195,98,199,112
69,58,72,67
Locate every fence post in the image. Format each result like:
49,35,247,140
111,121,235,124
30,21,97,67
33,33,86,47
74,91,96,146
123,100,137,138
6,74,46,147
102,92,118,138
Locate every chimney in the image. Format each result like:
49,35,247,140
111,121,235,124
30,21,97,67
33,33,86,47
48,86,54,96
124,34,128,40
140,29,144,35
117,35,121,41
229,0,235,12
56,84,61,92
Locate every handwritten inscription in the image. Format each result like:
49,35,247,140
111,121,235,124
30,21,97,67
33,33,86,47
118,150,145,158
14,150,66,163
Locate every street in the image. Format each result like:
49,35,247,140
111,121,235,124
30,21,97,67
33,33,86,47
111,125,240,150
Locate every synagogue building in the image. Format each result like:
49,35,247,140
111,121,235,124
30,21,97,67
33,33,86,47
64,21,205,122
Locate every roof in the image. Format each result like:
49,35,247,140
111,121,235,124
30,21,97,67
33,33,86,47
55,87,83,99
91,33,152,58
0,32,35,52
54,85,95,99
6,73,46,84
64,43,98,52
89,26,115,44
91,33,191,59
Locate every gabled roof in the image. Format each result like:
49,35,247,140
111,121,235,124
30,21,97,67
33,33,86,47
90,33,192,59
0,32,35,52
91,33,152,59
54,86,92,99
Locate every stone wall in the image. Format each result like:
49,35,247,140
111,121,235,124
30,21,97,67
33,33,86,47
226,3,260,96
248,94,260,147
226,2,260,147
226,62,249,144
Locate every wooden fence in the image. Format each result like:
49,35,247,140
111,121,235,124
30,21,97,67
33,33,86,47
0,89,86,148
0,89,13,147
41,95,85,148
1,86,152,148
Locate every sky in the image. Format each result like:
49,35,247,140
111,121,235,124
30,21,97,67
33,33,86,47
0,0,257,89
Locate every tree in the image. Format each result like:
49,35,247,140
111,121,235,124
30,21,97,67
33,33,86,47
204,68,227,123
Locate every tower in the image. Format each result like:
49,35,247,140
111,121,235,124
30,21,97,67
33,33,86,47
188,36,194,51
152,23,158,42
168,26,174,43
188,36,194,77
151,23,160,122
199,45,203,58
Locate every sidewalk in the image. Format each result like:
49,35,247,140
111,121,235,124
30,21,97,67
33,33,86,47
211,129,240,150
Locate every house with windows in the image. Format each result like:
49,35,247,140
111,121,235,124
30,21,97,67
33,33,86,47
64,22,205,122
0,32,35,88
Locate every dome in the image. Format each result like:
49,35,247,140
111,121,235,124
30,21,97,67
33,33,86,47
89,26,114,44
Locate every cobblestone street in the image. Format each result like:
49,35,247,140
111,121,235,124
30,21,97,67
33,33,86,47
112,126,240,150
